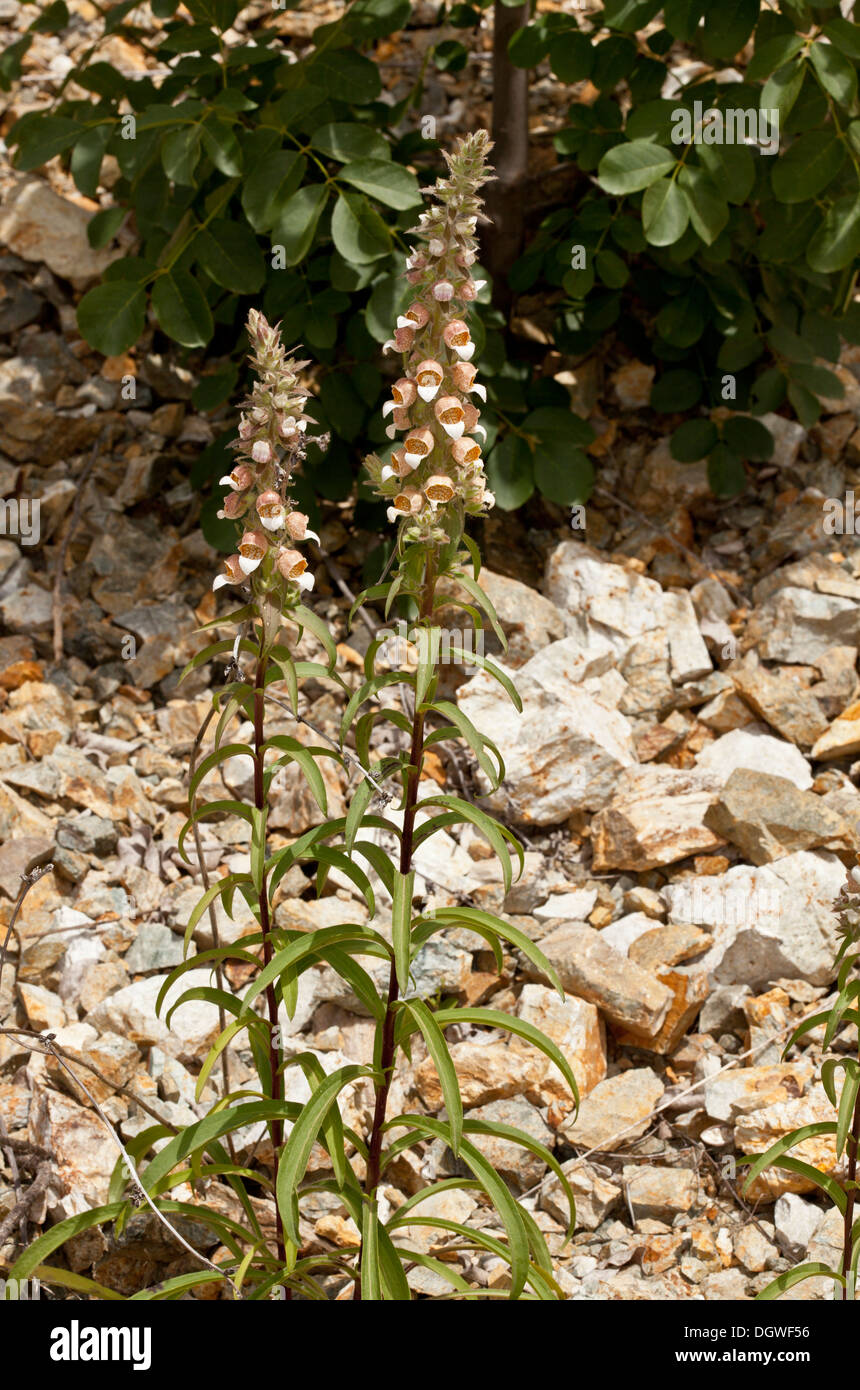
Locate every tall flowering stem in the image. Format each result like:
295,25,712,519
14,145,577,1304
352,133,576,1299
203,313,328,1279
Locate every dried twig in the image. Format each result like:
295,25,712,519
0,863,54,1003
38,1031,237,1293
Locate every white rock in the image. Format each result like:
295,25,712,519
663,850,845,987
695,726,813,790
544,543,664,658
58,932,106,1003
598,912,657,956
533,887,598,921
661,589,712,683
774,1192,824,1258
86,969,234,1063
457,636,637,824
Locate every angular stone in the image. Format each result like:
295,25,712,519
561,1067,664,1152
811,697,860,760
662,590,712,683
663,851,844,988
86,969,234,1063
703,1063,812,1122
540,1162,621,1230
733,668,828,748
0,833,53,898
704,768,856,864
530,921,673,1035
735,1085,840,1201
413,1039,534,1112
591,764,725,871
515,983,606,1108
457,636,637,825
29,1082,118,1218
734,1224,779,1274
18,980,68,1031
622,1164,698,1222
124,921,186,974
629,923,711,971
773,1192,824,1257
544,543,664,656
696,727,813,790
467,1097,555,1190
757,587,860,663
0,176,121,286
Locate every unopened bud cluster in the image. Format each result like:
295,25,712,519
214,309,319,598
365,132,495,544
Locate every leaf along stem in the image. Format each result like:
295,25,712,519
841,1069,860,1298
254,644,288,1284
354,549,437,1300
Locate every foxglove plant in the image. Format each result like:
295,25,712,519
12,135,577,1302
743,873,860,1301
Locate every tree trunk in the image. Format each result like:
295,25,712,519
483,1,530,314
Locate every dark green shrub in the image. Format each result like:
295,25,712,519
503,0,860,497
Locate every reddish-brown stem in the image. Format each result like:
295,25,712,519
354,554,436,1300
254,651,289,1285
841,1081,860,1299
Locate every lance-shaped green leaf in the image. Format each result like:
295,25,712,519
412,904,564,998
178,798,255,862
360,1197,382,1301
756,1263,845,1301
740,1121,839,1195
292,602,338,673
438,1006,578,1115
143,1099,301,1192
189,741,256,803
421,699,504,789
440,644,522,711
179,871,254,954
384,1114,530,1297
414,625,442,709
277,1066,373,1244
238,925,392,1016
264,734,334,816
401,998,463,1154
283,1052,355,1191
392,868,415,994
7,1203,127,1283
416,794,522,893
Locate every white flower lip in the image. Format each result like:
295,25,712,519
454,342,475,361
470,383,487,402
259,513,283,531
417,383,440,402
238,554,262,575
382,400,396,418
441,420,465,440
295,572,315,592
404,451,423,467
380,465,397,482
